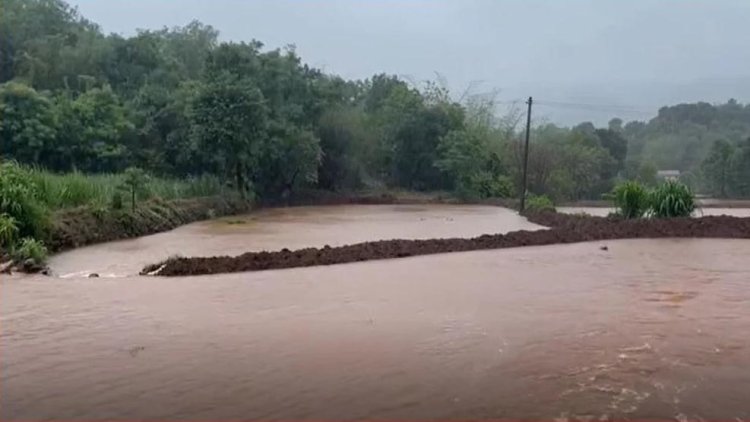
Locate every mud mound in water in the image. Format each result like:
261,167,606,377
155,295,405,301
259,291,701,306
143,212,750,276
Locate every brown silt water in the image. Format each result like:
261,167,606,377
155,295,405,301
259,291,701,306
2,205,750,420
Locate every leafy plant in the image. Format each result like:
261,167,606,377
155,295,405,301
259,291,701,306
120,167,149,211
525,194,555,213
650,181,695,218
111,191,123,210
0,213,19,250
0,161,49,239
12,237,48,265
611,181,649,219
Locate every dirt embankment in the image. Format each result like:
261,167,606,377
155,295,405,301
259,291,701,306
45,189,502,256
143,211,750,277
48,196,252,252
262,189,516,208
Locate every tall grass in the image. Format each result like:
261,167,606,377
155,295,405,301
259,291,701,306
0,162,49,239
1,161,232,262
24,166,226,210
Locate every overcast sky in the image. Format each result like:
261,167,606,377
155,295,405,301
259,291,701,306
72,0,750,125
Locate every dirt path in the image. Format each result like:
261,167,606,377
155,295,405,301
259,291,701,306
142,212,750,276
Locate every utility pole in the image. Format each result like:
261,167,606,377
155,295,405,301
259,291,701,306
519,96,533,212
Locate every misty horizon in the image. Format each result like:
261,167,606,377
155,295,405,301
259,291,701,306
71,0,750,125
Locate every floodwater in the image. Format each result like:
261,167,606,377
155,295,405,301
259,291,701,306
3,205,750,420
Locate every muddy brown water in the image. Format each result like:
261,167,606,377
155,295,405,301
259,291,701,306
2,205,750,420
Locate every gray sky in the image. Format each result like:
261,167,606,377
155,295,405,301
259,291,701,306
73,0,750,125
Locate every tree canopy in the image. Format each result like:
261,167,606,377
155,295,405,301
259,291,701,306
2,0,749,201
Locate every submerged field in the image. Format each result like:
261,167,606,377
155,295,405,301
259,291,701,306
143,209,750,276
3,204,750,420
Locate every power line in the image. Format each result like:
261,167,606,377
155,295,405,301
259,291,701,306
526,99,655,116
493,98,654,114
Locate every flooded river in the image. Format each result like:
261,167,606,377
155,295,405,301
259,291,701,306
2,205,750,420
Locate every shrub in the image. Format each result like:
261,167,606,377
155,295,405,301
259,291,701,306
12,237,48,265
611,181,649,219
525,194,555,212
650,181,695,218
111,191,123,210
475,173,513,199
119,167,149,211
0,213,19,250
0,161,49,238
456,172,514,200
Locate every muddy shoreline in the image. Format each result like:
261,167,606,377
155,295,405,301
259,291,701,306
44,188,747,256
47,196,253,253
47,190,511,254
142,211,750,276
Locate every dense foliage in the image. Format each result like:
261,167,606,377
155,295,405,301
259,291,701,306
12,237,48,265
1,0,749,211
0,161,49,240
0,160,225,259
609,180,696,219
649,181,695,218
525,195,555,213
611,181,649,219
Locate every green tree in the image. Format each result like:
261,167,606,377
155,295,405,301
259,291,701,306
63,86,133,172
120,166,149,211
701,139,734,197
436,126,510,199
316,108,369,190
190,74,268,194
730,138,750,197
255,123,321,198
0,82,58,164
595,128,628,173
637,161,658,186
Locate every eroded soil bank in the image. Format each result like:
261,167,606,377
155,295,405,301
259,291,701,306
48,196,252,252
46,190,499,254
143,211,750,276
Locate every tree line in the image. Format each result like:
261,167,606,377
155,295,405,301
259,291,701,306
2,0,749,202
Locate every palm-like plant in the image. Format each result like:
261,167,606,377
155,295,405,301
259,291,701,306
650,180,695,218
611,181,649,219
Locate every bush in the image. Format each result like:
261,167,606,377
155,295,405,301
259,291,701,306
611,181,650,219
0,213,19,250
120,167,150,211
456,172,513,200
525,194,555,212
111,191,123,210
650,181,695,218
475,173,513,199
12,237,48,265
0,161,49,239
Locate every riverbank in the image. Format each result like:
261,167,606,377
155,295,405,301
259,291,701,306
142,211,750,276
1,195,254,274
46,196,252,253
46,190,476,254
559,198,750,208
